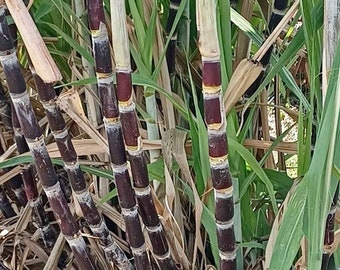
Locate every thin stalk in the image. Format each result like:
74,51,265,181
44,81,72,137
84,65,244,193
74,0,101,127
0,142,26,206
111,0,176,268
245,0,289,97
33,73,131,269
0,7,95,269
0,83,27,207
196,0,236,269
88,0,149,268
0,186,15,218
12,100,56,248
0,83,12,131
165,0,181,78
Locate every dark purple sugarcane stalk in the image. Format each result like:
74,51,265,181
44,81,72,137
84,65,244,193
0,141,26,206
0,84,27,206
165,0,181,78
245,0,288,97
88,0,148,269
0,83,12,131
33,73,132,269
0,186,15,218
110,1,176,269
196,0,236,269
0,6,95,269
12,105,55,248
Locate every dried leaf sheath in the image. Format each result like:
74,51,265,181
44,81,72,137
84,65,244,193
88,0,148,269
33,75,131,269
0,7,95,270
196,0,236,269
111,0,176,268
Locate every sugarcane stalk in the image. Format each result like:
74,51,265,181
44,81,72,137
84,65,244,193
196,0,236,269
88,1,149,269
0,86,27,207
0,7,95,269
111,1,176,268
33,72,132,269
0,83,12,131
165,0,181,78
74,0,101,128
0,81,27,207
0,142,26,206
0,186,15,218
245,0,288,98
12,104,56,248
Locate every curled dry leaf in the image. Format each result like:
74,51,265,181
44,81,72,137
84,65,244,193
223,59,263,114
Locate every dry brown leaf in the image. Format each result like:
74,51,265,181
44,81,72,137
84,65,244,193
91,195,125,232
260,90,275,169
5,0,62,82
171,129,205,269
0,166,21,186
161,130,191,269
23,236,49,262
253,0,300,62
57,90,109,153
234,0,253,68
83,227,111,270
14,204,32,233
243,139,297,154
43,233,65,270
223,59,263,113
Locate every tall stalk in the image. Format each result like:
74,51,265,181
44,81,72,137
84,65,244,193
74,0,101,128
0,139,26,206
165,0,181,78
0,6,95,269
33,73,132,269
0,83,12,131
110,1,176,268
88,0,149,268
0,85,27,206
245,0,289,97
0,186,15,218
196,0,236,269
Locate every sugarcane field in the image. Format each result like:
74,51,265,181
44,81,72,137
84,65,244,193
0,0,338,269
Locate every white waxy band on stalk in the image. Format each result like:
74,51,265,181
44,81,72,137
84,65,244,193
111,163,128,174
44,181,62,198
219,249,237,261
134,186,151,197
121,205,139,217
216,219,234,230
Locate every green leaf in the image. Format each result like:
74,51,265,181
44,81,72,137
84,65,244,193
229,138,278,214
42,22,94,65
269,178,306,269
